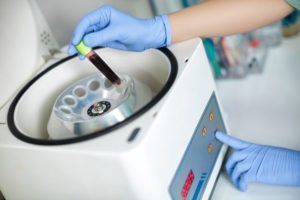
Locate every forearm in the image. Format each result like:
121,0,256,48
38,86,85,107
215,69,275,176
169,0,294,43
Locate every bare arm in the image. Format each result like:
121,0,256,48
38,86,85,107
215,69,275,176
169,0,294,43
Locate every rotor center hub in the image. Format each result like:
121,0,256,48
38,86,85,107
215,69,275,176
87,101,111,117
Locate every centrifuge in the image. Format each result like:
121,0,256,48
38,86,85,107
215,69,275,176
0,2,228,200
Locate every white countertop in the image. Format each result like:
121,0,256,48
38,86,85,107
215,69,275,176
212,34,300,199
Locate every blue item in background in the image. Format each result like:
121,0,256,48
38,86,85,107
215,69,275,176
215,132,300,192
68,5,171,56
182,0,200,7
203,39,222,78
282,10,300,37
282,10,299,27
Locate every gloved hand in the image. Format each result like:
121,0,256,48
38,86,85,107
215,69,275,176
215,131,300,192
68,5,171,57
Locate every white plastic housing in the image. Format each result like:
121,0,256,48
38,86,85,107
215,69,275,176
0,39,228,200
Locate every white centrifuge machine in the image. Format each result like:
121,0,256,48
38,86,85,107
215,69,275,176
0,1,228,200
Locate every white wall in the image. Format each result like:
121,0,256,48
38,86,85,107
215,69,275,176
35,0,154,47
150,0,183,15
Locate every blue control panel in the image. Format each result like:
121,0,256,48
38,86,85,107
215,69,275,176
169,93,226,200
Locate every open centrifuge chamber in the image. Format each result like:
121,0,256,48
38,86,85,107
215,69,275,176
8,47,177,144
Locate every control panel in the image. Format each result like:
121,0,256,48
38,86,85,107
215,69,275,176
169,93,226,200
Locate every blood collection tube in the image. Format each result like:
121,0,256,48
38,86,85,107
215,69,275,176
75,41,121,85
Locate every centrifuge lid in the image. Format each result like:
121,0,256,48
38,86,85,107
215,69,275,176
0,1,41,108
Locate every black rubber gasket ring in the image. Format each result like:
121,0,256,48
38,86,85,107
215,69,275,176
7,47,178,145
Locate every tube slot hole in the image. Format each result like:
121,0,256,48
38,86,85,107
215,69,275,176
63,95,77,107
104,79,113,89
73,86,87,99
59,106,72,114
88,80,101,92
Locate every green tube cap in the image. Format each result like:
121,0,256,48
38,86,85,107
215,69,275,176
76,41,92,56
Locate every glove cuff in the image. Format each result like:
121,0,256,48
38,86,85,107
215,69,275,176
160,14,172,46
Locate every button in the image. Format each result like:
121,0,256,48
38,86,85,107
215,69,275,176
202,127,207,136
209,112,214,121
208,144,213,153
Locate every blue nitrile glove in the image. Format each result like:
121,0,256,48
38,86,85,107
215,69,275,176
68,4,171,58
215,131,300,192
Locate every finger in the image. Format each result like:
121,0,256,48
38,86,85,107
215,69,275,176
239,169,255,192
236,148,260,191
71,5,112,45
238,173,249,192
78,54,85,60
231,160,252,187
103,41,127,51
83,28,118,48
81,24,108,36
68,25,97,56
226,151,247,176
216,131,251,150
226,145,257,176
68,44,78,56
123,43,145,52
85,25,98,34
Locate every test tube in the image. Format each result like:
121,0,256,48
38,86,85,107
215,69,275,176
76,41,121,85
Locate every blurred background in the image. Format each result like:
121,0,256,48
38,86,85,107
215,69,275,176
0,0,300,199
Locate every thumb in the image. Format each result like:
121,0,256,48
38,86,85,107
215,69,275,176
215,131,251,150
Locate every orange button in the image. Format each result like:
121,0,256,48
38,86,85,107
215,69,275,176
208,144,213,153
202,127,207,136
209,112,214,121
